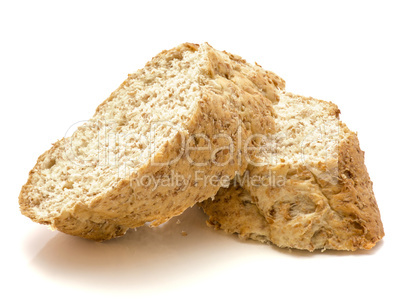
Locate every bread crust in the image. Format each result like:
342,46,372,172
19,43,284,240
200,94,384,251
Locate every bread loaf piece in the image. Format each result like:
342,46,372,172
19,43,284,240
200,92,384,251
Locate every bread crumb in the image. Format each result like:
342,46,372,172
176,219,181,225
181,231,188,236
19,42,282,242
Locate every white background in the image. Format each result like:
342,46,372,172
1,1,401,304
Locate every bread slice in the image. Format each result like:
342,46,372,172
200,92,384,251
19,43,284,241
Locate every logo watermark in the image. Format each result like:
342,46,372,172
62,117,340,188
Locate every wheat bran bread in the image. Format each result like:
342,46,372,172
19,43,284,241
200,92,384,251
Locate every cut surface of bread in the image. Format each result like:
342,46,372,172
200,92,384,251
19,43,283,241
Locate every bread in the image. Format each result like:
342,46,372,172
200,92,384,251
19,43,283,241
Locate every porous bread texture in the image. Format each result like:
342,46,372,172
200,92,384,251
19,43,283,241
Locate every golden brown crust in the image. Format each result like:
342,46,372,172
202,186,271,243
53,213,128,241
324,132,384,249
